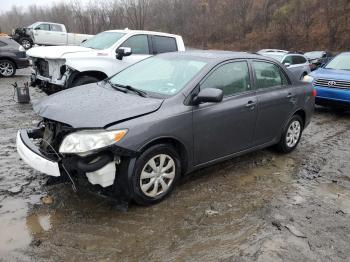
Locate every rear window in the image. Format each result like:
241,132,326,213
50,24,63,32
152,36,178,54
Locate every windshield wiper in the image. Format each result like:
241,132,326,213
106,80,127,94
109,82,148,97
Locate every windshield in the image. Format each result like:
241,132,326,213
261,53,284,62
305,51,323,59
325,53,350,71
81,32,125,50
27,22,40,29
110,56,207,96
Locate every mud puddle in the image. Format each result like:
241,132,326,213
1,70,350,261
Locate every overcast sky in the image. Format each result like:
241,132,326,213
0,0,72,12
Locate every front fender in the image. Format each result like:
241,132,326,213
65,57,128,77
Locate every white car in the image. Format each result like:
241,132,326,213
259,51,311,80
13,22,93,49
27,29,186,94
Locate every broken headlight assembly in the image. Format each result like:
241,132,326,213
59,129,128,154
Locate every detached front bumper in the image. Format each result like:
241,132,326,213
16,130,60,177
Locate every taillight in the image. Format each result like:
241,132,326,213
312,89,317,97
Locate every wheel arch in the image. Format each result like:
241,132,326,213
293,108,306,128
0,56,18,68
67,70,108,87
138,136,189,175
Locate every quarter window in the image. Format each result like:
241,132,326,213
201,61,251,96
120,35,150,55
152,36,178,54
253,61,288,89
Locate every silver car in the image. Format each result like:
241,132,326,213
260,51,311,80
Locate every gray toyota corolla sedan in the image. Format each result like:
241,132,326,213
17,51,315,205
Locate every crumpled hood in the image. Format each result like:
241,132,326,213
26,45,93,59
33,83,163,128
310,68,350,81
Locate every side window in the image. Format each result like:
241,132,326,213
120,35,150,55
282,56,293,64
50,24,63,32
35,23,50,31
253,61,289,89
292,56,306,64
201,61,251,96
152,36,178,54
0,41,7,47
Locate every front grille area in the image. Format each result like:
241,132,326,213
314,78,350,90
35,59,50,78
39,119,73,160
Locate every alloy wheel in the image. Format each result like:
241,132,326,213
139,154,176,198
0,61,14,76
286,120,301,148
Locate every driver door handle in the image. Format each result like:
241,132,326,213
286,93,295,99
246,100,256,109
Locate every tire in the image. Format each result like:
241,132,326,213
72,76,100,87
20,37,33,49
0,59,16,77
276,115,303,153
131,144,181,206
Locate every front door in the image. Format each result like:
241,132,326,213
33,23,51,45
193,61,258,165
251,60,296,145
113,34,152,73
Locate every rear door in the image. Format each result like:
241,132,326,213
49,24,66,45
150,35,178,54
251,60,296,145
193,60,258,165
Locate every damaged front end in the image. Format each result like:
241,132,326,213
17,119,138,194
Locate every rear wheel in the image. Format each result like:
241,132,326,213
0,59,16,77
276,115,303,153
72,76,100,87
20,37,33,49
131,144,181,206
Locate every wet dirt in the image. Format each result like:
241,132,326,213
0,70,349,261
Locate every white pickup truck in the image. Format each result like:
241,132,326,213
12,22,93,49
27,29,186,94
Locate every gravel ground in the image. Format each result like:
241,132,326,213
0,69,349,262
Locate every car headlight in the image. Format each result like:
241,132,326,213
59,129,128,154
302,75,314,83
19,45,25,52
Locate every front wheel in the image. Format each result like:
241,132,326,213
276,115,303,153
131,144,181,206
0,59,16,77
20,37,33,49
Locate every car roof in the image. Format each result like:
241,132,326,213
158,50,274,62
104,29,181,38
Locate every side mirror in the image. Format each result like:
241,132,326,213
193,88,223,105
284,62,291,67
116,47,132,60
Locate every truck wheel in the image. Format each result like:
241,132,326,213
131,144,181,206
20,38,33,49
72,76,100,87
0,59,16,77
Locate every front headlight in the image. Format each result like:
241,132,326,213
19,45,25,52
302,75,314,83
59,129,128,154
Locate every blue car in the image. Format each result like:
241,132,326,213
304,52,350,109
